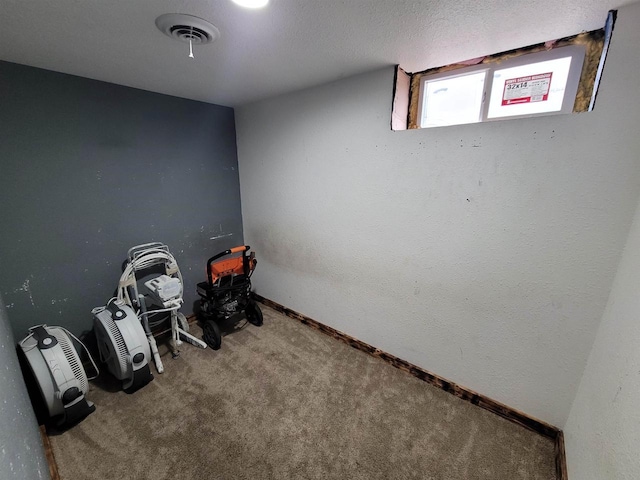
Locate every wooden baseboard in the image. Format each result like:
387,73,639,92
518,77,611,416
39,425,60,480
253,293,569,478
555,431,568,480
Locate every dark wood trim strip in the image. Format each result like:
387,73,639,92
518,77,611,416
555,431,569,480
253,293,561,441
39,425,60,480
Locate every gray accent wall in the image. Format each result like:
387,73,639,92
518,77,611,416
0,294,49,479
0,61,243,338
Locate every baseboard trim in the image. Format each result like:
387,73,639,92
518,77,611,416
555,431,568,480
39,425,60,480
253,294,568,477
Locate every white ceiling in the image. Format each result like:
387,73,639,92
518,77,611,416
0,0,627,107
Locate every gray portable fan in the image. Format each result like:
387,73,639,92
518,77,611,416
19,325,98,429
92,299,153,392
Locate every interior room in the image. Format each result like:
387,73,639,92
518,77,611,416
1,1,639,479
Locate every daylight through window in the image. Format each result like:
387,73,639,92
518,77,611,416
391,14,616,131
418,46,585,128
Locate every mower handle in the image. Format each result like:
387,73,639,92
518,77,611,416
206,246,250,286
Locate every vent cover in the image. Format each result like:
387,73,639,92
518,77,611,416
155,13,220,45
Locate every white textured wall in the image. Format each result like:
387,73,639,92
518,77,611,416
236,3,640,427
564,6,640,469
564,194,640,479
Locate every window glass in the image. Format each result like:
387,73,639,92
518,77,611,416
487,56,573,119
412,44,587,129
421,71,486,128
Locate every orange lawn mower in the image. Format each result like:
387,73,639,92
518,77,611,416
196,245,263,350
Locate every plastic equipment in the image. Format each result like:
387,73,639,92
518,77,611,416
196,245,263,349
18,325,98,429
116,242,207,374
92,299,153,392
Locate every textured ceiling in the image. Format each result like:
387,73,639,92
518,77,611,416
0,0,628,107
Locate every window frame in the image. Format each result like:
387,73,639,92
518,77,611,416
416,44,586,129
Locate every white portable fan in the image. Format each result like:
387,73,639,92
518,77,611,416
92,299,153,392
19,325,98,429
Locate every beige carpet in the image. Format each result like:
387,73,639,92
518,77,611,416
49,306,556,479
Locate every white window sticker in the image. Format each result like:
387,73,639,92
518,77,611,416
502,72,553,106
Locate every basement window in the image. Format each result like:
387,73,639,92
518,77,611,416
418,45,584,128
391,11,616,131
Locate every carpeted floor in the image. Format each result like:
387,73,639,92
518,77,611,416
49,305,556,479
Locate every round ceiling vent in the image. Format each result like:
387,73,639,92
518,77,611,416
155,13,220,45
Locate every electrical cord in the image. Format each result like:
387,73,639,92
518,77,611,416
117,248,184,307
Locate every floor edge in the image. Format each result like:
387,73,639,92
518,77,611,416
39,425,60,480
41,302,569,480
253,293,568,478
555,431,569,480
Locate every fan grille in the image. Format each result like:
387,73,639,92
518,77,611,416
51,328,88,394
103,316,129,377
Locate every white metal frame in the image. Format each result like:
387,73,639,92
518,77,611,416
117,242,207,374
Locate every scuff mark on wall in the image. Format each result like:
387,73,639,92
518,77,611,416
50,298,69,305
612,385,622,403
14,280,36,307
210,233,233,240
210,223,233,240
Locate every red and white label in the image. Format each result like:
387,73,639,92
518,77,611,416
502,72,553,106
